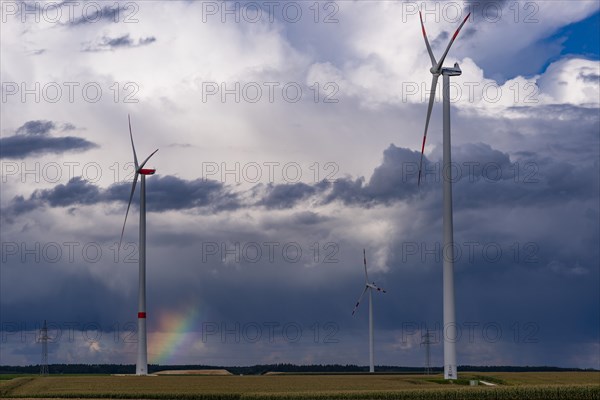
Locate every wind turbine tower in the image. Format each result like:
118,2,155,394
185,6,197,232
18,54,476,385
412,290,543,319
352,249,386,373
417,11,471,380
120,115,158,376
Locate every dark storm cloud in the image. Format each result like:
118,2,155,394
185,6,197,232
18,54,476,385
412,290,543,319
440,148,598,213
7,138,596,217
2,178,101,221
3,144,423,216
143,176,239,212
0,135,95,159
7,176,240,216
83,34,157,52
7,195,39,215
363,146,422,201
321,177,368,205
38,177,102,207
314,155,416,206
0,120,97,159
257,182,318,209
256,145,422,209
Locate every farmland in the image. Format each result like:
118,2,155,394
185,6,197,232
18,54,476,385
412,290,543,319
1,372,598,399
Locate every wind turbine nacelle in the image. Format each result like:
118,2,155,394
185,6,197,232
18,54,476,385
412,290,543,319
442,63,462,76
139,168,156,175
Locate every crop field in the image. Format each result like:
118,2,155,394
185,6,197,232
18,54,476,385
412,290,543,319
1,372,598,399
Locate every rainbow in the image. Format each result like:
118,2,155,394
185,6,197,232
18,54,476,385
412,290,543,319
149,305,202,365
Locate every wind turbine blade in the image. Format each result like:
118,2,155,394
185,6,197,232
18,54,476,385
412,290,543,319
363,249,369,282
128,115,139,170
435,12,471,72
119,172,139,248
419,11,437,68
418,74,439,186
139,149,159,170
352,286,369,316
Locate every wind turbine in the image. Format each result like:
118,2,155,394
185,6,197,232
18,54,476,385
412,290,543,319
417,11,470,380
120,115,158,376
352,249,386,373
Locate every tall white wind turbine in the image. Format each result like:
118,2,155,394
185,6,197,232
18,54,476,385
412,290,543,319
417,11,470,380
352,249,386,373
120,115,158,376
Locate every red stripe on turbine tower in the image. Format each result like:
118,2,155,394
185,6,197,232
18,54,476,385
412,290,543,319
138,312,146,318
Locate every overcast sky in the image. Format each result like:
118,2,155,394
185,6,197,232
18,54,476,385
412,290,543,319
1,1,599,369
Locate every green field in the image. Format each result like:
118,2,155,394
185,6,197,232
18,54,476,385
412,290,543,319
1,372,598,399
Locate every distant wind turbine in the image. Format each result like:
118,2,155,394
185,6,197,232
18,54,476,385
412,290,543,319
120,115,158,376
352,249,386,373
417,11,470,380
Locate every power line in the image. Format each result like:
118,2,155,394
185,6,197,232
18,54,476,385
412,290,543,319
40,320,49,376
421,329,433,375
